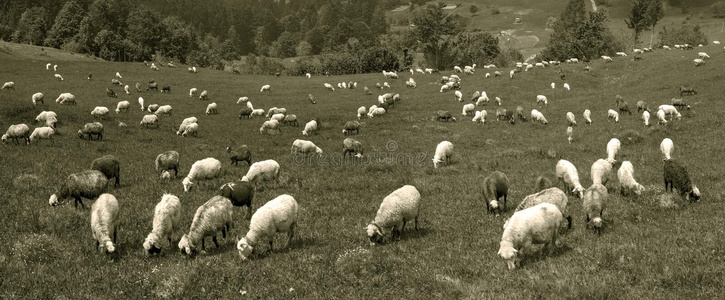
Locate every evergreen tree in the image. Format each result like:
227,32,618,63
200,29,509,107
411,3,458,69
626,0,650,47
44,0,85,48
542,0,620,60
645,0,664,47
12,7,49,45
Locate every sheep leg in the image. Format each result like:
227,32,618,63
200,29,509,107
287,222,296,248
503,195,507,211
113,226,117,243
414,217,419,230
566,215,572,229
212,236,219,248
173,167,178,177
115,176,120,187
221,227,227,239
201,238,205,250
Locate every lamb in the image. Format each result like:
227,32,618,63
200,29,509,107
205,102,218,115
366,185,421,245
251,109,265,117
115,101,130,114
146,104,160,113
260,84,271,92
90,193,119,253
606,138,621,164
55,93,75,105
516,106,527,122
124,85,130,95
617,161,645,196
357,106,367,119
138,97,145,111
436,110,457,122
462,103,475,116
181,122,198,137
343,120,360,135
583,184,607,234
178,196,234,256
237,96,249,105
2,124,30,145
661,138,673,160
143,194,182,255
658,104,682,120
302,120,318,136
30,127,55,143
343,138,363,158
282,114,298,127
636,100,649,113
664,159,700,202
242,159,280,185
91,155,120,187
536,95,548,106
291,139,323,155
566,112,577,126
140,114,160,128
260,119,281,135
176,117,197,134
31,92,44,107
91,106,110,118
49,170,108,208
670,98,691,110
237,194,298,259
78,122,104,140
555,159,585,198
534,175,553,193
531,109,548,124
590,158,613,185
219,180,254,218
189,88,198,97
182,157,222,192
698,52,710,59
155,151,180,178
483,171,509,214
498,202,563,270
566,126,573,144
199,90,209,100
54,74,64,81
515,187,571,229
642,110,651,126
454,90,463,102
693,58,705,66
432,141,454,168
607,109,620,123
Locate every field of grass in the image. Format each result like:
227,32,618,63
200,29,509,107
1,40,725,298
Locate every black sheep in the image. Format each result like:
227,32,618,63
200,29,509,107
91,155,121,187
219,181,254,219
436,110,456,122
664,159,700,202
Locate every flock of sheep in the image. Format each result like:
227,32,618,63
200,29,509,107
0,40,712,269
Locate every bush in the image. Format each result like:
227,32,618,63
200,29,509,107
712,1,725,18
657,25,708,47
61,41,84,54
320,52,361,75
289,57,322,76
493,47,524,67
360,48,400,73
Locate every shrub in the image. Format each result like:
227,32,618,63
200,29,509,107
712,1,725,18
657,25,708,47
289,57,322,76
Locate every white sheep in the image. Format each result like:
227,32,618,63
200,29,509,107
606,138,621,164
454,90,463,102
531,109,548,124
115,72,122,79
324,83,335,91
242,159,280,185
2,124,31,145
536,95,548,106
432,141,454,168
515,187,571,229
602,55,613,62
112,101,128,114
693,58,705,66
31,92,43,107
151,63,159,71
563,83,570,91
498,202,563,270
124,85,130,95
660,138,674,160
259,119,281,135
35,111,57,128
189,88,198,97
607,109,619,123
91,106,110,118
617,161,645,196
714,41,721,44
176,117,197,134
472,110,485,124
306,72,311,79
616,51,627,56
54,74,64,81
656,109,667,125
154,105,173,117
658,104,681,120
138,97,145,111
555,159,585,198
583,109,592,125
1,81,15,90
551,82,555,89
178,196,234,255
237,194,298,259
181,122,198,137
143,194,182,255
260,84,271,92
291,139,323,155
251,109,265,117
30,127,55,143
237,96,250,105
663,45,671,50
642,110,651,126
46,63,51,70
366,185,421,245
91,193,119,253
590,158,613,185
368,107,386,118
199,90,209,100
156,151,180,178
53,64,58,71
55,92,75,104
205,102,218,115
495,97,502,106
633,48,643,54
357,106,367,119
566,126,573,144
182,157,222,192
583,184,607,234
566,112,577,126
698,52,710,59
462,103,475,116
509,69,515,79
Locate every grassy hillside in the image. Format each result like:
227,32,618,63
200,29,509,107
0,41,724,299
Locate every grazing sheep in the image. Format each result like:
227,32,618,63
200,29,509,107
2,124,31,145
656,109,668,125
30,127,55,143
143,194,182,255
260,119,281,135
238,107,252,119
483,171,509,214
251,109,265,117
583,184,607,234
78,122,104,141
124,85,130,95
436,110,457,122
566,126,573,144
555,159,585,198
55,92,75,105
54,74,64,81
617,101,632,115
147,82,158,91
498,203,563,270
536,95,548,106
698,52,710,59
237,96,250,105
205,102,218,115
670,98,691,110
260,84,271,92
182,157,222,192
563,83,570,91
115,101,130,114
237,194,298,259
693,58,705,66
664,159,701,202
135,83,141,92
636,101,649,113
189,88,198,97
106,88,117,98
49,170,108,208
661,138,673,160
472,110,484,124
357,106,367,120
302,120,318,136
343,120,360,135
454,90,463,102
281,114,298,127
531,109,548,124
91,106,110,118
178,196,234,256
160,86,171,93
34,112,58,127
53,64,58,71
642,110,651,126
495,97,502,106
91,155,120,187
433,141,454,168
156,151,180,178
566,112,577,126
534,175,553,193
607,109,620,123
266,107,287,118
219,181,254,218
31,92,44,107
176,117,198,135
222,145,251,167
146,104,160,113
242,159,280,185
181,122,198,137
516,106,527,122
462,103,475,116
138,97,145,111
515,187,571,229
617,161,645,196
602,56,613,62
91,193,119,253
590,159,613,185
140,114,160,128
366,185,421,245
343,138,363,158
198,90,208,100
606,138,621,164
291,139,323,155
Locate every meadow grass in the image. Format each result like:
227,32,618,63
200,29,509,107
1,41,724,298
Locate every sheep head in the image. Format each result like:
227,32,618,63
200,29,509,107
591,217,603,235
237,238,253,260
178,235,197,256
1,135,7,144
573,185,585,199
49,194,59,206
432,158,442,168
182,177,193,192
101,241,115,253
688,186,701,202
315,147,323,155
366,223,384,246
634,184,645,196
143,235,162,255
497,242,518,270
488,200,500,214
